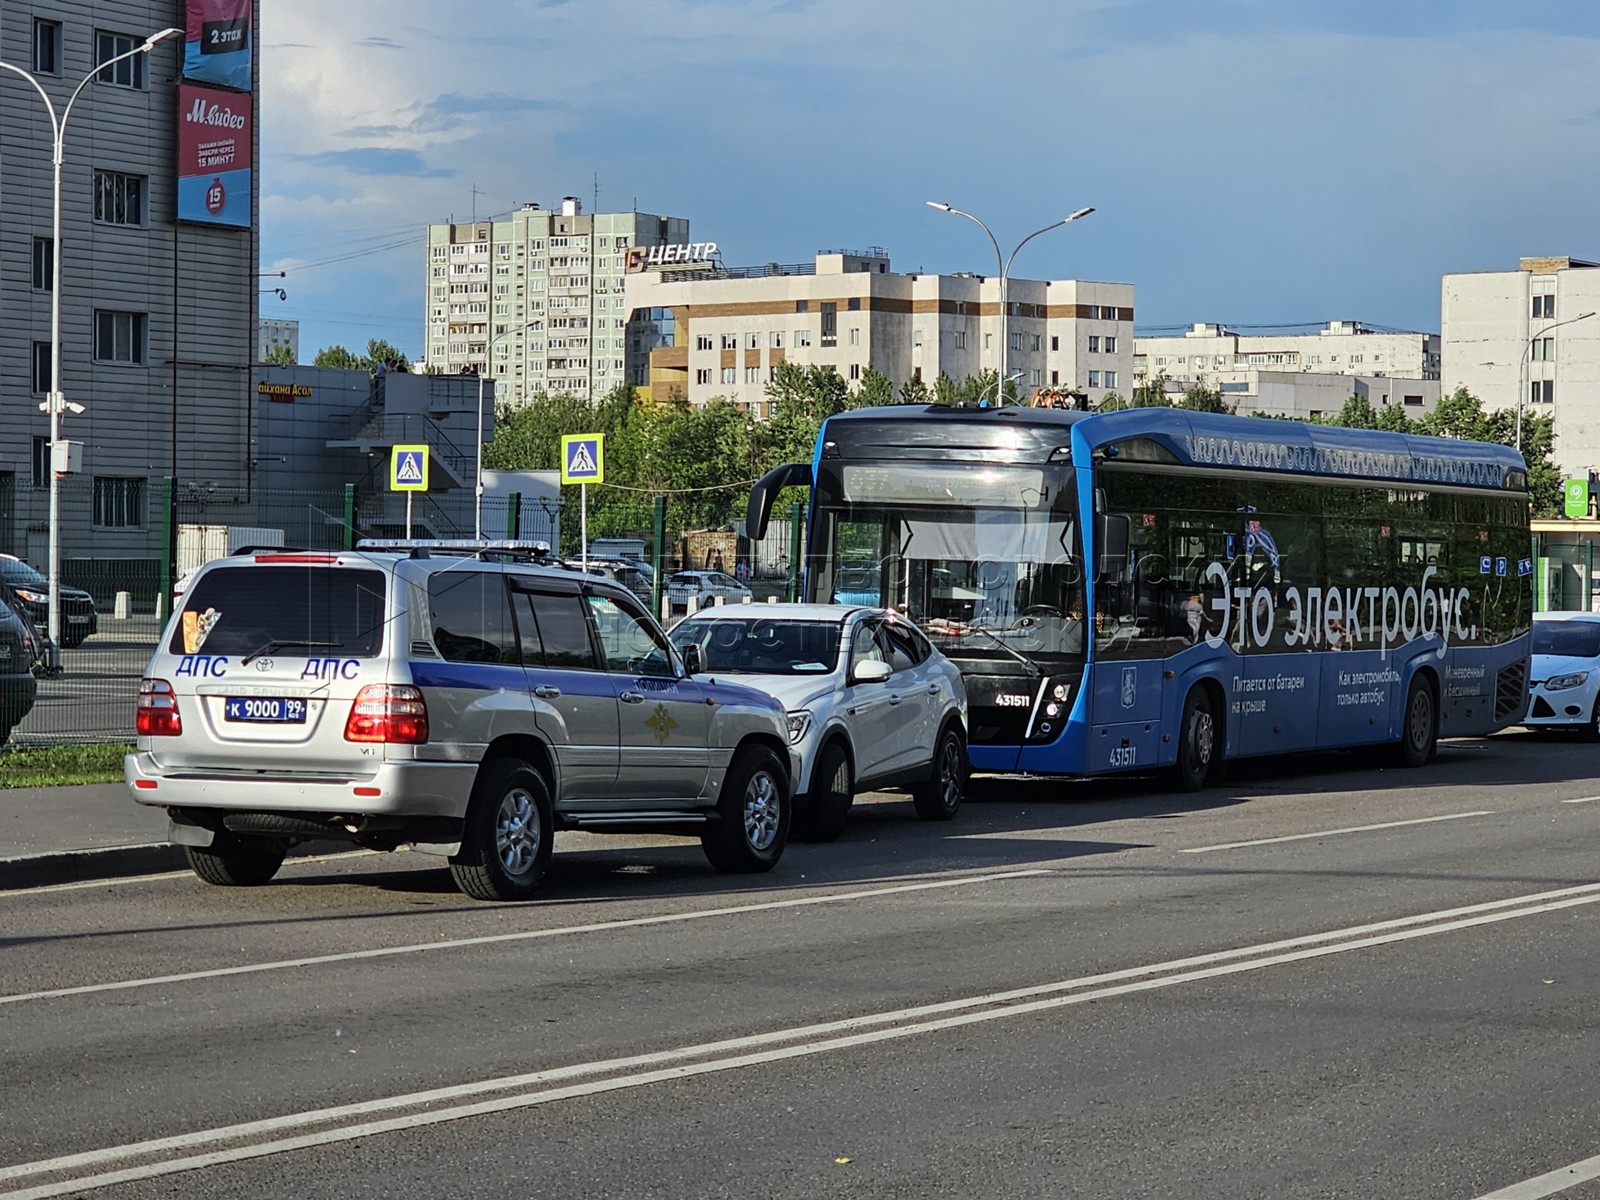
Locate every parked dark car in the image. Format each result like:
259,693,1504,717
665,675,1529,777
0,591,41,745
0,553,98,648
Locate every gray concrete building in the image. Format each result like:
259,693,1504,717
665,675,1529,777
0,0,258,570
424,197,690,405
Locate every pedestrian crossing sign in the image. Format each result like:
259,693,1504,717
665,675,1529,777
391,445,429,491
561,433,604,485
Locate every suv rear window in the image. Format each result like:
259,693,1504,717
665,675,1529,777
170,566,387,657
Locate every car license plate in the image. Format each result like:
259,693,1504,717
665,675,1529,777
68,615,88,624
224,697,307,723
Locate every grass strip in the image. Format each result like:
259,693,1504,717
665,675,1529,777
0,742,130,788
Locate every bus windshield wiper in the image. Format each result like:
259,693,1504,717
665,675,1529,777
962,623,1043,675
241,640,343,665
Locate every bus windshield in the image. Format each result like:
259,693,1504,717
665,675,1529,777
813,461,1085,664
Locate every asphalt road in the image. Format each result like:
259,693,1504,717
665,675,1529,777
4,733,1600,1198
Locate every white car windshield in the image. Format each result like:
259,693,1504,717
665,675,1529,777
671,618,842,675
1533,621,1600,658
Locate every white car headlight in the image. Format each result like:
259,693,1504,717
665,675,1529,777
1545,671,1590,692
785,710,812,744
15,588,46,604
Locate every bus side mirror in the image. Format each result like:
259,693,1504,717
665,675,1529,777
681,644,703,676
1096,512,1131,580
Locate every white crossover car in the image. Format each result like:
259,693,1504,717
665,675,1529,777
669,604,968,841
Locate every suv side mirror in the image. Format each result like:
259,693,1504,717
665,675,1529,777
851,659,892,684
680,643,703,676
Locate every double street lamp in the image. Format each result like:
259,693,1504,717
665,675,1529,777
1517,310,1596,452
926,202,1094,406
1,26,182,661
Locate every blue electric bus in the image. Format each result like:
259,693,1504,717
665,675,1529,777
747,406,1533,789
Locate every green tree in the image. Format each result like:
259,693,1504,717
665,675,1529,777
854,366,895,408
1330,394,1379,429
313,344,363,370
312,339,412,373
261,343,297,367
1095,390,1128,412
898,373,931,406
931,371,960,407
1180,376,1233,414
1131,373,1171,408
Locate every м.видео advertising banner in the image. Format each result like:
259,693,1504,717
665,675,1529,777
184,0,252,91
177,83,252,228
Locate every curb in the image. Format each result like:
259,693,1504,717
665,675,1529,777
0,843,188,891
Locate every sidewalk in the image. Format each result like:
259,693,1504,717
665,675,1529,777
0,782,185,890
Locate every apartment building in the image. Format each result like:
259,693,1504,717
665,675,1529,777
1442,256,1600,476
258,317,298,362
623,248,1134,413
424,198,689,404
0,0,258,567
1135,321,1441,385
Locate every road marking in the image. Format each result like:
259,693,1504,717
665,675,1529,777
0,869,1052,1008
1474,1151,1600,1198
1180,811,1494,853
1560,795,1600,805
5,881,1600,1199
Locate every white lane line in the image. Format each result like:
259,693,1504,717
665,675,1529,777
1474,1151,1600,1199
1180,811,1494,853
1560,795,1600,805
7,881,1600,1199
0,869,1052,1008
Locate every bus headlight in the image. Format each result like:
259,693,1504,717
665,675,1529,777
1545,671,1589,692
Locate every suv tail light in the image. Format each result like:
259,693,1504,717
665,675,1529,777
136,678,182,736
344,684,429,744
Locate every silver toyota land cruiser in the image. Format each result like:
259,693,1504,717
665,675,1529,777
125,542,795,900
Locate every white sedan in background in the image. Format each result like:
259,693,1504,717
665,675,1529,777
1524,611,1600,737
670,604,968,841
666,570,751,613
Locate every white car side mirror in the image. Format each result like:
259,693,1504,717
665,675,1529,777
851,659,893,684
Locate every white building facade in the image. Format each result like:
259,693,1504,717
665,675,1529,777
1136,321,1441,385
257,317,298,362
424,198,689,405
624,249,1134,414
1442,256,1600,477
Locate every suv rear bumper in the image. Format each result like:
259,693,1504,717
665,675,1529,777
124,752,476,818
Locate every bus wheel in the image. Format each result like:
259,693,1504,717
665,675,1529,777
1174,688,1217,793
1393,676,1437,767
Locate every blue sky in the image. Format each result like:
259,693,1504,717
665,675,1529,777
260,0,1600,361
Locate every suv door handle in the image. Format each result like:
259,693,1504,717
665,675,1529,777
533,685,561,699
620,690,646,704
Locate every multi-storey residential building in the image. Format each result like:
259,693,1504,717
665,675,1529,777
1442,256,1600,477
1139,370,1438,421
623,249,1134,414
1135,321,1441,385
424,198,688,405
0,0,258,569
257,317,298,363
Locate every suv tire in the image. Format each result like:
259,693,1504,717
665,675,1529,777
912,724,966,821
702,745,789,873
450,758,554,901
794,741,852,843
185,834,287,887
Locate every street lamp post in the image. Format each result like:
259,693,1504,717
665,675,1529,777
1517,310,1596,453
475,322,538,538
926,202,1093,406
1,26,181,664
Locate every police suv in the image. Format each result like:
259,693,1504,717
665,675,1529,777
125,541,795,901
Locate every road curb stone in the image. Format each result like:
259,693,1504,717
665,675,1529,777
0,843,187,891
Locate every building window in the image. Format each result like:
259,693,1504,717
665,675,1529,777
795,330,811,347
771,331,784,349
94,171,145,226
796,300,809,313
32,238,53,291
96,31,147,88
93,477,145,527
1088,335,1100,353
33,19,61,74
720,333,736,350
1030,369,1041,385
1532,380,1554,404
913,329,924,348
1050,370,1059,386
1104,370,1117,388
696,335,713,351
93,310,147,364
32,343,53,394
745,366,759,383
1532,337,1555,362
1104,335,1117,353
1404,394,1424,407
1088,370,1101,387
848,327,860,346
954,332,967,350
1009,332,1022,351
849,363,861,381
1031,334,1042,352
721,367,736,385
744,332,759,350
1532,294,1556,319
33,437,51,488
821,302,837,347
1051,336,1059,351
1099,305,1118,320
847,297,861,311
984,333,991,351
695,369,711,385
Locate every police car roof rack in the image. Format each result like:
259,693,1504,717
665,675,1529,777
230,544,312,556
355,538,556,564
